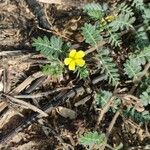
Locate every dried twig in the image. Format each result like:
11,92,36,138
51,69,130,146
10,72,44,95
0,50,29,56
106,109,120,137
37,25,75,42
96,96,116,127
38,0,61,4
85,41,106,55
74,95,91,107
3,94,48,117
14,87,73,99
38,0,87,7
116,94,144,112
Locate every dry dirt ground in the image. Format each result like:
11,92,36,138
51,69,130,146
0,0,97,149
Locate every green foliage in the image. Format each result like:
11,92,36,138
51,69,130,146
96,90,121,112
83,3,104,20
31,1,149,148
131,0,150,24
117,2,134,17
112,98,121,113
124,59,142,79
123,46,150,79
108,14,135,32
96,90,112,107
108,30,122,47
139,77,150,93
140,87,150,106
42,63,64,77
81,23,103,46
83,2,136,48
143,7,150,23
124,108,150,123
144,46,150,61
97,48,120,86
61,42,71,59
76,65,89,80
83,2,135,48
134,27,150,49
131,0,145,11
32,36,67,77
79,131,106,149
134,46,150,64
32,36,63,60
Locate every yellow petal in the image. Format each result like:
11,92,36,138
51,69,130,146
105,15,115,22
69,61,76,71
64,58,72,65
75,59,85,67
74,50,85,59
69,49,77,58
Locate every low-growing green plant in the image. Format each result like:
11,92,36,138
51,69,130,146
75,65,89,80
32,1,150,147
123,46,150,81
140,88,150,106
95,90,121,112
79,131,107,150
32,1,149,85
79,131,123,150
32,35,67,77
32,36,88,79
124,108,150,123
32,36,64,60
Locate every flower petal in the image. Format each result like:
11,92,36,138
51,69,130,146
105,15,115,22
64,58,72,65
69,61,76,71
75,50,85,59
69,49,77,58
75,59,85,67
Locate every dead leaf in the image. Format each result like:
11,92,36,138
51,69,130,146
74,95,91,107
38,0,61,4
56,106,76,119
0,81,3,92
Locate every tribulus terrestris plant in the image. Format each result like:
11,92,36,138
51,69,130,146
32,0,149,149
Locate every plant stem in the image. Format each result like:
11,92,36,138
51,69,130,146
85,41,106,55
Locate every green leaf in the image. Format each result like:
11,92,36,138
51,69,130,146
83,3,104,20
134,27,150,49
42,63,64,77
108,14,135,32
143,8,150,23
112,98,121,112
124,108,150,123
131,0,145,11
96,90,112,108
79,131,106,149
117,2,134,17
123,46,150,79
96,90,121,112
140,89,150,106
108,31,122,47
76,65,89,80
124,59,142,79
97,48,120,86
144,46,150,62
32,36,63,60
82,23,103,46
135,46,150,64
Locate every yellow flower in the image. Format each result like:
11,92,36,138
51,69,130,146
64,49,85,71
100,18,107,26
105,15,115,22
